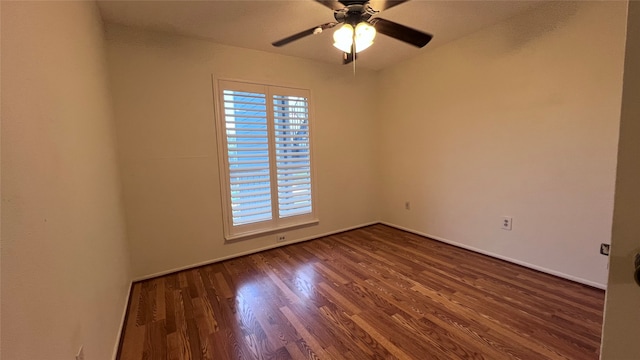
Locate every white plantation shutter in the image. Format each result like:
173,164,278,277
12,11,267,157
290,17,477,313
273,94,312,218
222,90,273,226
216,80,317,239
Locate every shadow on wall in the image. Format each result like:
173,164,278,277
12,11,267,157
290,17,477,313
503,1,579,51
106,25,192,48
444,2,581,61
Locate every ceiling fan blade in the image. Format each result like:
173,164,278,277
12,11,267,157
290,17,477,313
368,0,409,11
272,22,338,47
315,0,344,10
371,18,433,48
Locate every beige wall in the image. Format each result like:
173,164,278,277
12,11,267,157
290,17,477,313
376,1,627,287
105,25,380,279
601,2,640,358
1,2,131,359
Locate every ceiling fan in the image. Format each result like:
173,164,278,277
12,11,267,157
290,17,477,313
272,0,433,64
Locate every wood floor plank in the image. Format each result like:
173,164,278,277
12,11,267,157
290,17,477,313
143,320,167,359
279,306,330,359
316,281,361,316
171,289,193,360
390,312,488,360
351,314,412,360
315,305,378,359
410,282,570,359
118,224,605,360
120,323,145,360
312,262,349,285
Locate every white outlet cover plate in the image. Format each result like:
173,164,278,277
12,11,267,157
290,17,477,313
501,216,512,230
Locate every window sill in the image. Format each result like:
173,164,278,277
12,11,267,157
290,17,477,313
224,219,320,243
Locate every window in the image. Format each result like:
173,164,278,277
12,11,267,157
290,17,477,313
215,79,317,240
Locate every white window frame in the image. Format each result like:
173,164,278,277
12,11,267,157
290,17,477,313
213,78,318,241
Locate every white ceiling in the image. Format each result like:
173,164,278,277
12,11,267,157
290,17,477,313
97,0,540,70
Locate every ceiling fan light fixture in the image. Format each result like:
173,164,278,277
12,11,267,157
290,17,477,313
272,0,433,65
333,22,376,53
354,22,376,52
332,23,354,53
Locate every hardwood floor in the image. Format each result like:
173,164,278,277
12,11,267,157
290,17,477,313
117,224,605,359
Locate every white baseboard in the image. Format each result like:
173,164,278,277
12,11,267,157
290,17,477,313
112,281,133,360
131,219,606,287
380,221,607,290
132,221,378,282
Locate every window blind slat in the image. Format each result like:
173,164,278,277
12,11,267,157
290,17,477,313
278,180,311,188
228,153,269,159
273,111,308,116
232,195,272,205
226,127,267,133
279,202,312,211
229,160,269,167
224,98,266,104
276,160,310,166
230,171,270,179
277,174,309,181
231,190,272,198
230,183,271,191
277,169,310,176
229,166,270,174
229,148,269,153
279,190,311,202
276,153,310,159
227,132,267,137
226,120,268,126
276,140,309,146
275,163,309,170
230,177,270,185
232,202,272,213
279,196,312,205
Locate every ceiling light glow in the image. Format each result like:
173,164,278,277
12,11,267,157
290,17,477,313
333,22,376,53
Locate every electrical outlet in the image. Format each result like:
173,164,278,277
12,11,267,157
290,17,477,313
405,201,411,210
501,216,512,231
75,346,84,360
600,243,610,256
276,234,286,243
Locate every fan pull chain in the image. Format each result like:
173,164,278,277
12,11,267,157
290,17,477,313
354,51,358,75
352,32,357,76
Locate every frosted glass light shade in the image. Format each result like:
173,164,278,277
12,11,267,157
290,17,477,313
333,24,354,53
332,22,377,54
354,22,375,52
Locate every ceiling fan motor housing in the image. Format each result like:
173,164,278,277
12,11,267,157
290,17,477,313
334,4,375,25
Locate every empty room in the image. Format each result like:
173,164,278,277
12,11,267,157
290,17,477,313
2,0,640,359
